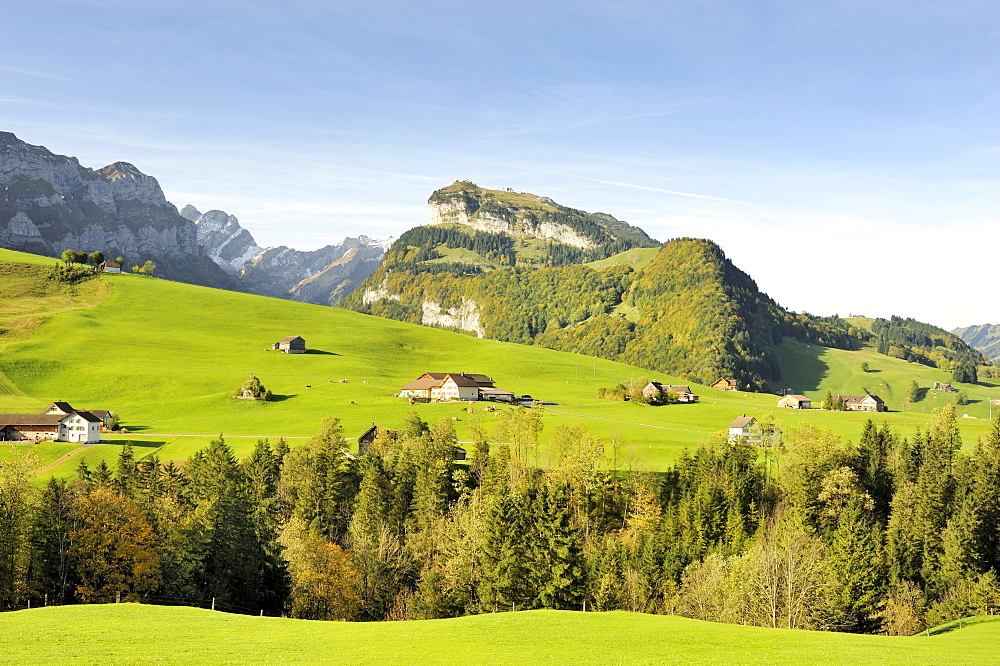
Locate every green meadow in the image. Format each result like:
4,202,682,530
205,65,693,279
1,247,998,479
1,604,998,665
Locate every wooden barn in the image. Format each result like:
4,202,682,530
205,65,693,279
273,335,307,354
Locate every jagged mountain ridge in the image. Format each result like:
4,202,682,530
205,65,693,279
182,204,390,305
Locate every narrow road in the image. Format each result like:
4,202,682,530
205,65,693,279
32,443,94,476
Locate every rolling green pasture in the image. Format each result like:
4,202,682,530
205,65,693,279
1,604,998,665
1,247,998,479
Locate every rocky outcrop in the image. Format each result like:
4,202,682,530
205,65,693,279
0,131,230,286
426,180,658,252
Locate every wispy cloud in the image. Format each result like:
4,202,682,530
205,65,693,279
581,176,754,205
0,65,69,82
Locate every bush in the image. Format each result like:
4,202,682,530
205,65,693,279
48,263,96,285
234,374,272,401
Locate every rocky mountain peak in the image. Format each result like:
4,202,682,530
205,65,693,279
179,204,201,221
98,161,147,180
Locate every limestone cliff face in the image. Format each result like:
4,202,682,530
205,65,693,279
425,181,659,253
421,297,485,337
0,132,202,261
428,192,596,249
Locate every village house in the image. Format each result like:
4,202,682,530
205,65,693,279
836,394,886,412
642,382,700,403
933,382,957,393
272,335,306,354
711,377,738,391
95,260,121,273
0,404,102,444
727,415,780,446
728,415,757,444
399,373,515,403
42,401,113,430
777,394,812,409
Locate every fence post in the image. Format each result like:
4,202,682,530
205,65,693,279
211,597,215,611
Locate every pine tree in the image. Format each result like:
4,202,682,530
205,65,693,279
827,497,886,632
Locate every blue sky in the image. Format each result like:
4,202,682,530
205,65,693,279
2,1,1000,328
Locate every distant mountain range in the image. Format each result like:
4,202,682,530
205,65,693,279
179,205,391,305
953,323,1000,362
0,131,389,305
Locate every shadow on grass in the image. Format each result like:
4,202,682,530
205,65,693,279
269,394,297,402
305,349,339,356
779,343,829,392
118,440,166,449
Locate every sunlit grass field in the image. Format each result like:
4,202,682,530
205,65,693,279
1,604,998,665
1,247,997,479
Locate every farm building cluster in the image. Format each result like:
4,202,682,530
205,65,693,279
775,392,885,411
399,373,515,403
642,382,699,403
0,402,111,444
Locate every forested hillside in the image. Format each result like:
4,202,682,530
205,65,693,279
347,184,991,390
347,232,864,389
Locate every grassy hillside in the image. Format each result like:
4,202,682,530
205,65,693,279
776,338,1000,419
1,247,998,480
1,604,998,665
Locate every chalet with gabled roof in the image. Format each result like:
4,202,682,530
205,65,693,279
727,414,780,446
42,402,113,429
0,404,102,443
777,394,812,409
837,394,886,412
711,377,738,391
96,260,121,273
399,373,514,402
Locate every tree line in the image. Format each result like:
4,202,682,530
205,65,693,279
3,405,999,633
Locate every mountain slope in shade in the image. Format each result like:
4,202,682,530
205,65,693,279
953,323,1000,362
